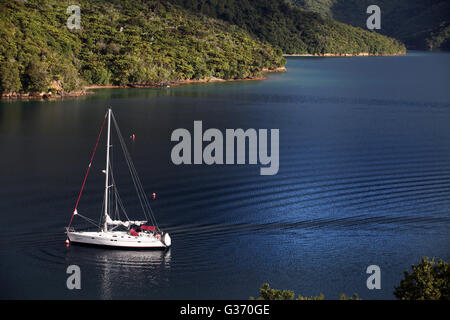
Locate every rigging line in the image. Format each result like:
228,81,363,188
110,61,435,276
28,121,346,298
111,114,156,225
115,192,118,221
67,111,107,229
109,163,132,222
122,143,151,222
129,147,159,228
113,115,159,229
108,151,113,221
99,199,105,231
127,155,154,224
113,162,118,220
115,187,131,222
111,113,160,229
134,159,160,228
76,213,100,228
115,130,159,228
108,160,118,220
124,145,159,228
111,116,146,217
107,113,152,228
109,153,121,221
112,141,148,221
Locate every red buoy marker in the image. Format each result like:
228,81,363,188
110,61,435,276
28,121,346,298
152,192,156,200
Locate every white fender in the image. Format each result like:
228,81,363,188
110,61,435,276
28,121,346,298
162,233,171,247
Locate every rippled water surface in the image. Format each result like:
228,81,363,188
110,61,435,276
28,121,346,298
0,52,449,299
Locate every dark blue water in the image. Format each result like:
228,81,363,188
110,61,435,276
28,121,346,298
0,51,449,299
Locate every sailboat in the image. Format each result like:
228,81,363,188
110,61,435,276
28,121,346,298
65,109,171,249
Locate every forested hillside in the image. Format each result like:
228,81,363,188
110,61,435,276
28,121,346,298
291,0,450,50
0,0,407,96
0,0,285,95
169,0,406,55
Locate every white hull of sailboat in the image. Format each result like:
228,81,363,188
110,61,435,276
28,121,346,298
67,231,170,249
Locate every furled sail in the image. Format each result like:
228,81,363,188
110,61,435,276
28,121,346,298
105,214,146,228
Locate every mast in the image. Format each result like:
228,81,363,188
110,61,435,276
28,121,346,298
103,109,112,232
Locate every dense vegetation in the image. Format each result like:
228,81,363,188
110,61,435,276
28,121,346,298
169,0,406,55
0,0,408,95
394,258,449,300
251,283,360,300
254,258,449,300
291,0,450,50
0,0,285,94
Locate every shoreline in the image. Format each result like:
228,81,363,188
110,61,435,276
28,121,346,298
86,67,287,90
283,52,406,57
1,67,287,100
86,76,264,90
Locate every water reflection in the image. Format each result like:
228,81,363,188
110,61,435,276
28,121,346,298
65,247,171,299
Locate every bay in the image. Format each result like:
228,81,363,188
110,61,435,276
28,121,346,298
0,51,449,299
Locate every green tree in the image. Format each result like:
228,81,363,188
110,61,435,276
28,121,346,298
253,258,449,301
394,258,450,300
339,293,361,300
291,0,450,51
253,283,296,300
251,283,326,300
0,59,21,93
0,0,407,95
23,58,49,93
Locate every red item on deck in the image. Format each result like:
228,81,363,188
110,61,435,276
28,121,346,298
130,228,139,236
141,226,156,231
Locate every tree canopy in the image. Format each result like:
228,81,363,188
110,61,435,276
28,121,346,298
0,0,285,94
291,0,450,50
394,257,450,300
0,0,407,95
253,258,449,300
251,283,360,300
170,0,406,55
